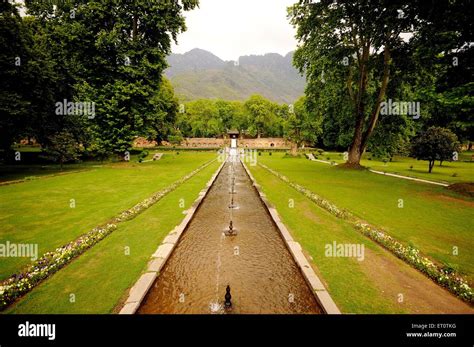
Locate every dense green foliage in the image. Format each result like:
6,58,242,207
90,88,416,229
411,127,460,172
175,95,322,144
289,0,473,165
1,0,472,166
1,0,197,162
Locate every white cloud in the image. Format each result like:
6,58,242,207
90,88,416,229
172,0,298,60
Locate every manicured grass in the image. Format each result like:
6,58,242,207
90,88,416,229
4,161,220,313
313,151,473,184
250,165,408,313
258,154,474,284
0,152,216,279
0,150,159,183
0,163,95,183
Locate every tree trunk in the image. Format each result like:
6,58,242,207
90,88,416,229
132,15,138,40
347,121,364,165
428,160,434,173
346,42,370,166
346,46,391,166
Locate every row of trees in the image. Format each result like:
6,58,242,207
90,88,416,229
1,1,471,168
0,1,320,162
0,0,197,162
175,95,320,145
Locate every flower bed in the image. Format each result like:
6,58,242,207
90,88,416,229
0,160,215,310
259,163,473,303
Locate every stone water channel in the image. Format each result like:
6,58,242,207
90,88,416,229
138,158,322,314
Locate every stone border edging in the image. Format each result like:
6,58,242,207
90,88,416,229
241,160,341,314
119,160,226,314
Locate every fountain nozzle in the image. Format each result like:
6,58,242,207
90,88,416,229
224,220,237,236
224,285,232,308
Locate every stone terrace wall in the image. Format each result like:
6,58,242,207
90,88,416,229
182,138,225,148
240,138,290,149
133,137,291,149
133,137,158,148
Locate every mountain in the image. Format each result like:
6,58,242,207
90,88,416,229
165,48,306,104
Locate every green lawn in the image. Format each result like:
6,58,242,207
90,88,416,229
313,151,473,184
0,163,95,183
0,149,154,183
0,152,216,279
250,165,408,313
258,154,474,284
5,161,220,313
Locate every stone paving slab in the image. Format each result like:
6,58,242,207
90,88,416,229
268,208,281,223
315,290,341,314
119,301,140,315
275,221,293,242
302,266,326,291
152,243,174,259
163,232,180,245
126,272,157,304
147,257,166,273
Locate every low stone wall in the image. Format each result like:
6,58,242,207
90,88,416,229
133,137,292,149
239,138,290,149
133,137,157,148
182,138,224,148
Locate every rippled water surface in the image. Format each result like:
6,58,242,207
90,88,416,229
138,160,321,314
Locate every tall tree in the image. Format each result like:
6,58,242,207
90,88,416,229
146,78,179,145
26,0,199,157
284,96,322,155
245,94,278,138
289,0,419,166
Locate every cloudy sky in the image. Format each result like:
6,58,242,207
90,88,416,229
172,0,299,61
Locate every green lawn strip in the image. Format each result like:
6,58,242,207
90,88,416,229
259,154,474,284
4,161,220,314
249,164,405,313
0,163,96,183
312,151,473,184
0,148,160,183
0,152,215,278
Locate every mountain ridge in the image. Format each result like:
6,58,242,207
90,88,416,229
165,48,306,103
